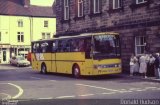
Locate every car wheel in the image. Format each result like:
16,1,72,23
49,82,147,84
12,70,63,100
72,65,80,78
41,64,47,74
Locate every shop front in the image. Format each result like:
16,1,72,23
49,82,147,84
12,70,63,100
10,45,31,58
0,45,31,64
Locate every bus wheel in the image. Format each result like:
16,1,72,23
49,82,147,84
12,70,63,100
41,64,47,74
73,65,80,78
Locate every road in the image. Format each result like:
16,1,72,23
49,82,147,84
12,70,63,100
0,64,160,105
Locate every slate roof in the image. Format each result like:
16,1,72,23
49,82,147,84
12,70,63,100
0,0,55,17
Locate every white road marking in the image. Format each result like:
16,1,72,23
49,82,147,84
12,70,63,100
129,88,141,90
56,95,75,99
38,97,53,99
0,83,23,99
145,87,157,89
30,77,41,80
7,83,24,99
76,84,123,92
79,94,94,97
0,93,12,99
48,80,57,82
101,92,116,95
119,90,133,93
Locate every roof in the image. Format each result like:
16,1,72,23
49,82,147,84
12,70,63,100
31,32,119,42
0,0,55,17
29,5,55,17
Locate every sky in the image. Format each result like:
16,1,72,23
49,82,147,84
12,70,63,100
30,0,55,6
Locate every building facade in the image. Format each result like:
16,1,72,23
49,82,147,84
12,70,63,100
0,0,56,64
56,0,160,72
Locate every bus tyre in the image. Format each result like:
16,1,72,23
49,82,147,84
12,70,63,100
41,64,47,74
73,65,80,78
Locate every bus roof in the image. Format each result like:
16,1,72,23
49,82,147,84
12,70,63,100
31,32,119,43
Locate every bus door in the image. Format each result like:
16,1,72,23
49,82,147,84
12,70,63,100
52,40,57,72
84,37,93,75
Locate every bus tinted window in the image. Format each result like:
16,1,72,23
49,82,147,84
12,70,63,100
32,42,40,53
40,41,52,53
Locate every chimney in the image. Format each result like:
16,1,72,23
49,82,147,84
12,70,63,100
23,0,30,7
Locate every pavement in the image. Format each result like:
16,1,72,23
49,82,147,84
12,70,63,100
121,73,160,83
0,64,160,83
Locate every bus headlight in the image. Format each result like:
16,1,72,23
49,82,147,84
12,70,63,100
94,65,102,70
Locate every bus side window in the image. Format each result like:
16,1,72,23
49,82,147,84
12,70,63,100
57,40,62,52
41,42,49,53
32,43,37,53
52,41,58,52
84,38,92,58
36,43,40,53
47,42,52,52
78,38,85,52
70,39,78,52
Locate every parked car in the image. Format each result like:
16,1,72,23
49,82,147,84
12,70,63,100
10,56,30,67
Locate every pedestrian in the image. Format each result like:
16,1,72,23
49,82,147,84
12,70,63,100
154,53,160,79
139,54,147,78
133,56,139,75
129,54,137,76
147,54,155,77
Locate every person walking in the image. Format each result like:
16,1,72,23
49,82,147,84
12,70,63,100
139,54,148,78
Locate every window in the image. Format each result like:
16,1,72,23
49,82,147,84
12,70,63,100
113,0,122,9
42,33,45,39
135,36,146,55
78,0,83,17
93,0,100,13
18,20,23,27
42,33,51,39
32,43,40,53
136,0,147,4
40,42,51,53
47,33,51,39
44,21,48,27
64,0,69,20
17,32,24,42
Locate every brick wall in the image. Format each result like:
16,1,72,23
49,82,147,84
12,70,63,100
56,0,160,72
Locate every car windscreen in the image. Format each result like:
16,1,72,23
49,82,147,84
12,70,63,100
17,57,25,60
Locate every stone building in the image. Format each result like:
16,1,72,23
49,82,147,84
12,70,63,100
55,0,160,72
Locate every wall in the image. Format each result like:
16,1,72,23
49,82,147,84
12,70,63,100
32,17,56,41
